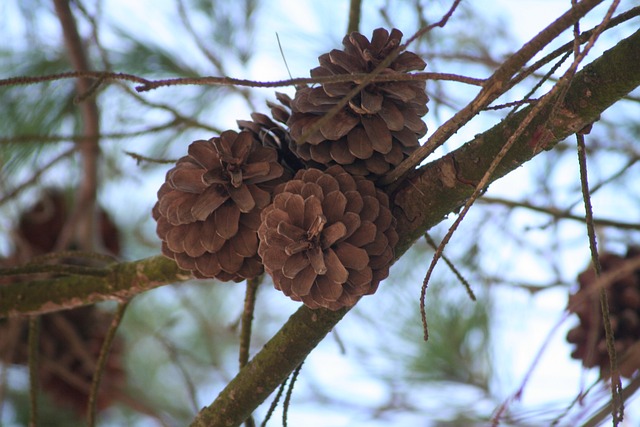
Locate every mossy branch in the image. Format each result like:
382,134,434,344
1,27,639,427
0,255,191,317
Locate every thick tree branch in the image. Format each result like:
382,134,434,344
0,256,191,317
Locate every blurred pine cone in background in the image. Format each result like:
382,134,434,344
566,249,640,378
258,165,398,310
287,28,429,178
0,189,125,417
153,130,285,281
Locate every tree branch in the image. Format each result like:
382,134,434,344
53,0,101,251
0,256,191,316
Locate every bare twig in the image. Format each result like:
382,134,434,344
576,131,623,424
124,151,177,165
424,233,475,301
282,362,304,427
1,120,181,144
239,277,261,369
135,71,482,92
0,70,483,91
582,375,640,427
347,0,362,34
0,147,75,207
28,316,40,427
478,196,640,230
87,300,130,427
0,71,149,87
239,276,262,427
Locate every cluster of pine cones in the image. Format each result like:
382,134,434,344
154,28,429,310
566,249,640,378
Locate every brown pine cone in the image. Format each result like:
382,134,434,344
154,130,285,281
287,28,428,178
13,188,120,258
237,95,304,175
0,307,126,417
566,249,640,378
258,165,398,310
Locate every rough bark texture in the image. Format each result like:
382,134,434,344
0,256,191,316
1,26,639,427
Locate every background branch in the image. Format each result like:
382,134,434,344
53,0,101,251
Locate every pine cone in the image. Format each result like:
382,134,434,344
237,95,304,174
566,249,640,378
0,307,126,416
154,130,285,281
258,165,398,310
287,28,428,178
13,188,120,257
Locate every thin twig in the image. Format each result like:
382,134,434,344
1,119,182,144
135,72,482,92
239,276,261,369
260,377,288,427
404,0,462,45
282,361,304,427
0,147,75,207
239,276,262,427
576,132,623,425
87,300,130,427
0,70,483,91
478,196,640,230
424,233,475,301
347,0,362,34
124,151,178,165
582,375,640,427
28,316,40,427
509,6,640,91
